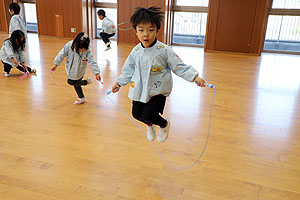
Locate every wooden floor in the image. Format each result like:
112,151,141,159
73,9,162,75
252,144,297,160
0,32,300,200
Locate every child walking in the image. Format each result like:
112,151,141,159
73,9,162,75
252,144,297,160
9,3,27,39
97,9,116,51
51,32,101,105
111,7,205,143
0,30,36,77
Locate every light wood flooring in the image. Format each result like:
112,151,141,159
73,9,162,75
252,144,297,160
0,32,300,200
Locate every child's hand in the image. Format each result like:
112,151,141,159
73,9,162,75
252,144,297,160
51,65,57,71
111,25,115,28
112,83,121,93
194,76,205,87
95,73,101,82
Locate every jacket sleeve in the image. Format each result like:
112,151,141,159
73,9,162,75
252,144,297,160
86,50,100,75
4,41,15,60
116,52,135,86
19,50,26,63
54,42,70,66
166,47,198,82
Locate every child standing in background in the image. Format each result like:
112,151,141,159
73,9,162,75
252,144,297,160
0,30,36,77
51,32,101,105
97,9,116,51
9,3,27,40
111,7,206,143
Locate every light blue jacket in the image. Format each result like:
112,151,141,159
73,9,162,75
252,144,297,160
54,41,100,80
9,14,27,39
102,17,116,34
116,40,199,103
0,40,25,66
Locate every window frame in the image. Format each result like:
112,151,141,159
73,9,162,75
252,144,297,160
263,0,300,54
171,2,209,47
94,0,117,39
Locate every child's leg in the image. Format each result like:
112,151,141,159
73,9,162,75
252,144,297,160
67,79,88,98
99,32,109,44
106,33,115,47
2,61,13,73
142,95,168,128
132,101,149,125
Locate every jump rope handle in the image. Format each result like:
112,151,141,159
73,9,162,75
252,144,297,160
204,83,215,88
107,87,120,95
196,82,215,88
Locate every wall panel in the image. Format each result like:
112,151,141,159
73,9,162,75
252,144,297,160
205,0,270,55
36,0,83,38
117,0,166,44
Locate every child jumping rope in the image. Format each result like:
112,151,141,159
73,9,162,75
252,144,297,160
51,32,101,105
8,3,27,39
111,7,206,143
97,9,116,51
0,30,36,77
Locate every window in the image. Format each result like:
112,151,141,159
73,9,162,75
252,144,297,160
95,8,117,38
264,0,300,52
173,12,207,45
175,0,209,7
172,1,208,46
23,3,38,32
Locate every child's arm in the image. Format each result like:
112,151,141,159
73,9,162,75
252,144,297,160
86,50,101,76
166,47,205,86
53,42,71,67
114,53,136,87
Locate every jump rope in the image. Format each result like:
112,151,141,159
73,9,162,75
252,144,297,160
49,68,216,171
46,21,216,170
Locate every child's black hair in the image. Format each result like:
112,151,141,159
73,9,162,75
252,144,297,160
97,9,106,17
9,3,20,15
130,6,164,31
7,30,26,53
71,32,90,54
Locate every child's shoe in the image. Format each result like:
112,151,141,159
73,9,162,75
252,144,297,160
106,41,111,46
31,68,37,73
105,46,111,51
86,77,92,84
5,72,10,77
146,124,156,142
157,119,170,143
74,97,86,105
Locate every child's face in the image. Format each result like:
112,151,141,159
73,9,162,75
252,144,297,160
79,48,87,53
98,15,104,20
136,23,157,48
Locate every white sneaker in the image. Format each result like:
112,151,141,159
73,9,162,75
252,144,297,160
5,72,10,77
106,41,111,46
157,119,170,143
86,77,92,84
105,46,111,51
74,97,86,105
31,68,37,73
146,124,156,142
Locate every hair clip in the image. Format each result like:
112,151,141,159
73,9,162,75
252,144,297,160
80,33,88,40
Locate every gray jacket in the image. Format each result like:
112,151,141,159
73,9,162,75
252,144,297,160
9,14,27,39
54,41,100,80
0,40,25,66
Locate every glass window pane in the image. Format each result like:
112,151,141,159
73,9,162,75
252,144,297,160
272,0,300,9
264,15,300,52
95,0,117,3
96,8,117,39
172,12,207,45
175,0,209,7
24,3,37,32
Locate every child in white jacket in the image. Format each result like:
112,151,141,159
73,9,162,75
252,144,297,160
97,9,116,51
111,7,206,143
9,3,27,40
51,32,101,105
